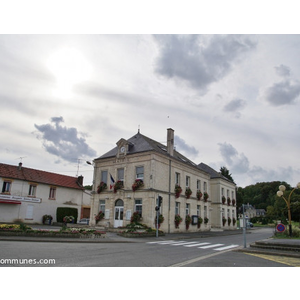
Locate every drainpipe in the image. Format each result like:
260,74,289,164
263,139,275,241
168,159,171,233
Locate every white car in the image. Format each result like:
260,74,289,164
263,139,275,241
77,218,90,225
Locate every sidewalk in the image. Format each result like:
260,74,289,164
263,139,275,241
0,228,245,243
236,238,300,258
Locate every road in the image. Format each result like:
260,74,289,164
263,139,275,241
1,227,298,267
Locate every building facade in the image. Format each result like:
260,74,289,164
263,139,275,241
0,163,90,224
90,128,237,233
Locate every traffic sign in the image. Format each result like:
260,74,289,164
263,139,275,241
276,223,286,232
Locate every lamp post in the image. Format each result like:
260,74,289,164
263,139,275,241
276,182,300,237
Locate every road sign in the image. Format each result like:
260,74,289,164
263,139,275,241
276,223,286,232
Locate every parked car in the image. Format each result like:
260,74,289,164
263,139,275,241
77,218,90,225
247,221,253,228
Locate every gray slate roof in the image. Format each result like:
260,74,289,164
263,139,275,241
97,132,198,168
97,131,234,184
198,162,235,184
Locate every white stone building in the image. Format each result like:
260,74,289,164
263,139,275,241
0,163,90,224
90,128,237,233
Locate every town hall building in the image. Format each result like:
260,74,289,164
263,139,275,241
89,128,237,233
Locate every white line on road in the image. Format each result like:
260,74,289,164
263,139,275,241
198,243,224,249
184,242,210,247
214,245,239,251
170,241,199,246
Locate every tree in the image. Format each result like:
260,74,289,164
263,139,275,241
220,166,234,183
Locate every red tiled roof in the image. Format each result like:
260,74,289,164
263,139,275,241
0,163,83,190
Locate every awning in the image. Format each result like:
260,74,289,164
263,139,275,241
0,199,22,205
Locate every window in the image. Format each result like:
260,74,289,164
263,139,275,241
197,180,201,190
117,168,124,182
101,171,108,184
28,184,37,197
204,182,207,192
221,188,224,196
197,205,201,217
2,181,11,193
186,176,190,187
136,166,144,180
227,189,229,197
135,199,142,217
99,200,105,213
186,203,190,216
175,172,180,185
204,206,207,219
175,202,180,215
49,187,56,199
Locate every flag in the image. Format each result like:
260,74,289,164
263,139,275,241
110,174,115,189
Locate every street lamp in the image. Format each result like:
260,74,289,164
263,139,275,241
276,182,300,237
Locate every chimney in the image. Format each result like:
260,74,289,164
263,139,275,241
18,162,22,170
77,175,84,187
167,128,174,156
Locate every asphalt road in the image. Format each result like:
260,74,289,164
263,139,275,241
1,227,297,267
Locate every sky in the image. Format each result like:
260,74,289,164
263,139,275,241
1,3,300,189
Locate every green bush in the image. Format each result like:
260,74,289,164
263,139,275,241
56,207,78,223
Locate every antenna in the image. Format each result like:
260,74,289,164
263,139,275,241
17,156,27,163
76,158,85,177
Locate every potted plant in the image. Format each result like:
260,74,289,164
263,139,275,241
132,179,144,192
63,216,75,224
222,196,226,204
232,217,236,226
204,192,209,202
155,214,165,228
97,182,107,194
222,216,227,226
130,211,141,224
227,197,231,206
228,216,232,226
42,215,53,225
95,211,105,224
196,190,203,200
114,180,123,193
232,199,236,206
175,184,182,198
185,187,192,199
197,216,203,228
204,217,209,224
174,214,182,228
185,215,192,230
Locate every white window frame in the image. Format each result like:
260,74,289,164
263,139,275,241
135,199,143,217
136,166,144,180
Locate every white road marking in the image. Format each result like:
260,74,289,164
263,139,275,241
214,244,239,251
198,243,224,249
170,241,199,246
184,242,210,247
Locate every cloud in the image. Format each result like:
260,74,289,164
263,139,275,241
34,117,97,162
175,135,199,159
223,98,247,118
275,64,291,77
218,142,249,174
264,79,300,106
153,34,256,93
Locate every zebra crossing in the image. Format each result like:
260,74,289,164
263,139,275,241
146,240,239,251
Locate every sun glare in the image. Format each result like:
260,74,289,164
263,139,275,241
47,47,92,98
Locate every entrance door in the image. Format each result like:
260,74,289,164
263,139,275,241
114,207,124,228
114,199,124,228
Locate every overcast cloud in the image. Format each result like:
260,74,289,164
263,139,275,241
1,34,300,187
34,117,97,163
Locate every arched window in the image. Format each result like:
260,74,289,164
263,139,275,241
115,199,124,207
